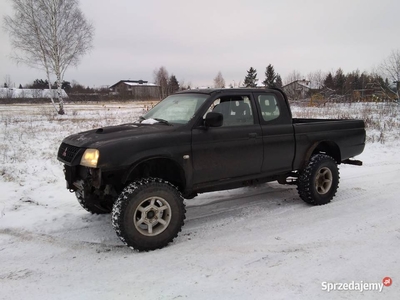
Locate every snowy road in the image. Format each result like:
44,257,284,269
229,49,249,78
1,144,399,300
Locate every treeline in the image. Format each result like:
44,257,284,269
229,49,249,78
5,48,398,103
153,66,189,98
214,65,398,102
24,79,72,92
284,68,398,102
6,78,101,95
242,64,282,88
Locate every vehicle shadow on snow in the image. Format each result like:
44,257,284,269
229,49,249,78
183,183,302,229
42,183,301,251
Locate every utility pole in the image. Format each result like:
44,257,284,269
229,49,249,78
394,81,400,111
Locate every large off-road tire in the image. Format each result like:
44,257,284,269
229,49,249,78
75,190,112,214
112,178,186,251
297,154,340,205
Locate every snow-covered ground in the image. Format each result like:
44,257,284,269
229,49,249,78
0,101,399,300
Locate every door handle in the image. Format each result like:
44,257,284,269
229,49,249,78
248,133,258,138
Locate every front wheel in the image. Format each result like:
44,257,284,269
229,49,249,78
112,178,186,251
297,154,340,205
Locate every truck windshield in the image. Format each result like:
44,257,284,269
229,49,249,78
142,94,208,124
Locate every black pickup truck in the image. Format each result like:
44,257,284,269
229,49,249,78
57,88,365,251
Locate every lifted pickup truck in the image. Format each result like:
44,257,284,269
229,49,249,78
57,88,365,251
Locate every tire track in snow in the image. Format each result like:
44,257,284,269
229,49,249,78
186,184,299,222
182,184,304,239
0,228,127,251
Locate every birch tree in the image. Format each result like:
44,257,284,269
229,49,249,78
153,66,169,98
307,70,326,90
380,49,400,99
3,0,94,114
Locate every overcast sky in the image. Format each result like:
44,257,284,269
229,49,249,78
1,0,399,88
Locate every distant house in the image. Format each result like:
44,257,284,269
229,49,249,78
0,88,68,99
282,80,312,100
353,82,393,101
109,80,160,99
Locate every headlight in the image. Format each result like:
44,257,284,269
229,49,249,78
80,149,99,168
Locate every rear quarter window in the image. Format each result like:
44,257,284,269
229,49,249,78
258,94,280,122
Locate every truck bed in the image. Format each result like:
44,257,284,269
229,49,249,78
292,118,365,169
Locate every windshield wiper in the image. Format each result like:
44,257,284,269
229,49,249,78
154,118,172,125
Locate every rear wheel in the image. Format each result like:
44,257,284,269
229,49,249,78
297,154,339,205
112,178,186,251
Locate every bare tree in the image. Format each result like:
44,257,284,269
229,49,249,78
3,74,14,88
3,0,94,114
179,79,191,91
153,66,169,98
3,75,14,99
307,70,326,89
213,71,225,88
283,70,303,85
380,49,400,99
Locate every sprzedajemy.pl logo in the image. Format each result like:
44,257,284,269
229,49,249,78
322,277,392,293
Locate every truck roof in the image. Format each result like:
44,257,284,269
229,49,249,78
175,88,284,95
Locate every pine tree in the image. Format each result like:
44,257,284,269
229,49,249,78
324,72,334,89
275,74,283,88
167,75,180,95
385,78,390,88
32,79,49,89
244,67,258,87
262,64,277,87
334,68,346,94
62,81,71,93
359,72,369,90
351,71,361,90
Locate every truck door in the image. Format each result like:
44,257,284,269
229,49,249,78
254,92,295,175
191,94,263,185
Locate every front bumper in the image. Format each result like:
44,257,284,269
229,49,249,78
64,165,102,190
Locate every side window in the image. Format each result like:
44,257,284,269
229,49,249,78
205,95,254,127
258,94,280,122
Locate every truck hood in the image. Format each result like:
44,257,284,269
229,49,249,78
62,123,175,148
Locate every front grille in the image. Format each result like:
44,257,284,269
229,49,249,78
58,143,80,163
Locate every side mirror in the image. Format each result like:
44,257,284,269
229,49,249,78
204,112,223,127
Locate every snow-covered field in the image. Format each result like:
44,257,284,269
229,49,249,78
0,101,399,300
